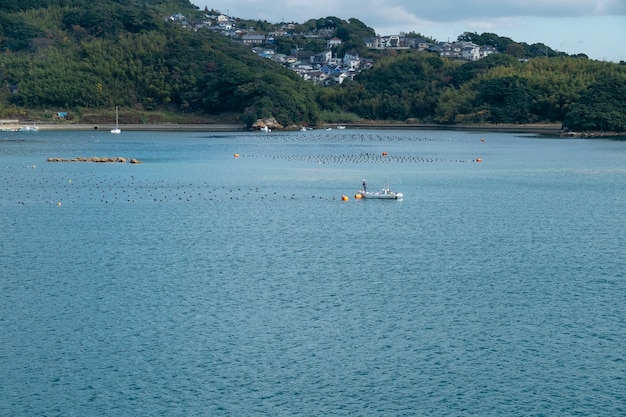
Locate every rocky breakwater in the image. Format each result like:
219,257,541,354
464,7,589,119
47,156,142,163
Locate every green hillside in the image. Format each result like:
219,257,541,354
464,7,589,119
333,54,626,132
1,0,625,131
0,0,321,126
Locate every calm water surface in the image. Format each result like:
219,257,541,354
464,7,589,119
1,129,625,416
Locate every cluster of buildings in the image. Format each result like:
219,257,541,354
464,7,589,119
168,12,499,86
252,47,376,86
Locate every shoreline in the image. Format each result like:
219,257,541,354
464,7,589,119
338,122,564,134
34,123,246,132
30,122,564,134
8,122,624,137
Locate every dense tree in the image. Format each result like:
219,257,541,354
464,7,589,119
564,75,626,132
476,76,533,123
316,51,626,130
457,32,566,59
0,12,41,51
449,54,518,87
323,54,455,120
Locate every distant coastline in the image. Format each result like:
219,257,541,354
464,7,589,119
335,122,564,135
33,123,246,132
9,122,624,137
31,122,563,133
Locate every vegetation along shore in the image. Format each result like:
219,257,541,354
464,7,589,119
1,1,625,133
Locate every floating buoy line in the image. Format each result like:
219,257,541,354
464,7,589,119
257,132,471,144
0,165,355,206
241,152,481,165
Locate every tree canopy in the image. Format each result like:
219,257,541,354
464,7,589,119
0,0,625,131
564,74,626,132
0,0,320,126
318,54,626,129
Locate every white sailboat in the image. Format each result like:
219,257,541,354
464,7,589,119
111,106,121,134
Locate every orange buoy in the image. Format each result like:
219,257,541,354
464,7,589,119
234,153,240,158
341,195,349,201
354,193,362,199
382,151,388,156
476,158,483,163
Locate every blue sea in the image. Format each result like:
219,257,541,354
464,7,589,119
1,128,625,416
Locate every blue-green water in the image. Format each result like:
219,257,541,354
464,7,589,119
1,129,625,416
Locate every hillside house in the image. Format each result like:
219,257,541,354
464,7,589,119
300,70,328,85
343,53,361,70
462,44,480,61
384,35,401,48
479,46,498,58
363,37,380,48
327,37,342,48
364,35,417,50
433,41,498,61
406,37,432,51
241,34,266,44
310,50,332,65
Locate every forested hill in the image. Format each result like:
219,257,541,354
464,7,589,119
334,54,626,132
0,0,321,127
1,0,625,131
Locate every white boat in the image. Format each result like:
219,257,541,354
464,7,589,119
260,126,270,132
337,125,346,129
19,123,39,132
111,106,121,134
358,188,403,200
357,180,403,200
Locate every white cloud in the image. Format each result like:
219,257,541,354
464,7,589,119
400,0,626,20
195,0,626,25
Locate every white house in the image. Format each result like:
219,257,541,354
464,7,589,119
343,53,361,70
461,44,480,61
479,46,498,59
241,34,265,44
327,37,342,48
311,50,332,64
385,35,400,48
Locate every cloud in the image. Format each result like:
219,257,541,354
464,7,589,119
398,0,626,20
196,0,626,28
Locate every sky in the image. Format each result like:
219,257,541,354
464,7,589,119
191,0,626,62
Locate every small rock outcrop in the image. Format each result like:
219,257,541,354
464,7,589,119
252,117,283,130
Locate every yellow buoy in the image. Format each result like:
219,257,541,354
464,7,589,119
354,193,362,199
341,195,349,201
57,202,62,206
234,153,240,158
